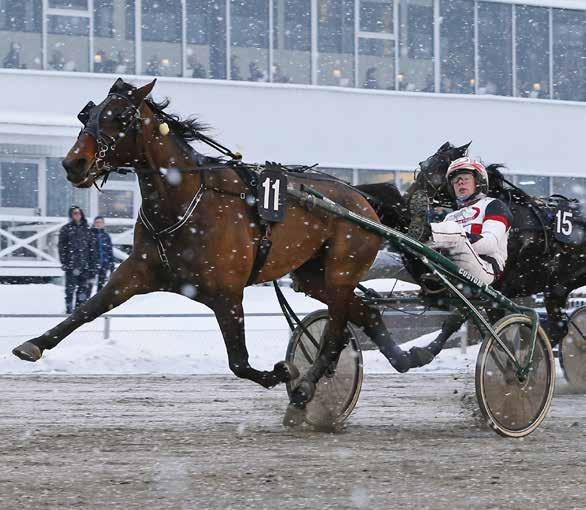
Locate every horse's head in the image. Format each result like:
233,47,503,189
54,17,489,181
415,141,471,198
62,78,157,187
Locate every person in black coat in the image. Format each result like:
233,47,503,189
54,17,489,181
91,216,115,293
58,206,97,314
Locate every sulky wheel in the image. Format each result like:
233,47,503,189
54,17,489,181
559,306,586,392
286,309,363,429
475,314,555,438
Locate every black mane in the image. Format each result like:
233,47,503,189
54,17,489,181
146,97,210,144
110,79,216,148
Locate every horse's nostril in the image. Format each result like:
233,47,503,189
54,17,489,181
62,158,86,176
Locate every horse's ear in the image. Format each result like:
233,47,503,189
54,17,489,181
131,79,157,105
458,141,472,155
438,141,451,153
109,77,126,93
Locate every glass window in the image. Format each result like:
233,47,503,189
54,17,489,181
0,161,38,209
398,0,434,93
142,0,182,77
440,0,474,94
98,189,134,218
360,0,393,34
516,5,549,99
552,177,585,203
49,0,88,8
477,1,512,96
516,175,549,197
230,0,269,82
0,0,42,69
398,170,415,192
186,0,227,79
48,15,90,71
47,158,90,217
359,38,395,90
357,169,396,184
93,0,135,74
553,9,586,102
318,0,354,87
320,167,353,184
273,0,311,84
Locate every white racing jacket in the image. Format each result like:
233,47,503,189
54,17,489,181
431,196,513,272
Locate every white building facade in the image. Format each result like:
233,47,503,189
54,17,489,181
0,0,585,277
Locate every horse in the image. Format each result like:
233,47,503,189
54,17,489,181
370,141,586,349
11,78,425,417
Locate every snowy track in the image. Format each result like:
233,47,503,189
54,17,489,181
0,374,584,509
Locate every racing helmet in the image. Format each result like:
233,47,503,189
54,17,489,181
445,157,489,196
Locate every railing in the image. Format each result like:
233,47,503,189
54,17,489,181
0,215,135,275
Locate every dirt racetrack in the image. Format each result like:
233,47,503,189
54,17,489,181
0,373,584,509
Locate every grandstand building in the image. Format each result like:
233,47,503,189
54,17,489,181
0,0,584,277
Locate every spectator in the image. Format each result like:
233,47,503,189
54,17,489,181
248,61,265,82
3,42,21,69
114,51,129,74
91,216,115,294
188,55,207,79
49,50,65,71
364,67,379,89
58,206,97,314
230,55,242,80
145,55,161,76
271,63,289,83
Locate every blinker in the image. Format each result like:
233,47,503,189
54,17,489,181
77,101,95,125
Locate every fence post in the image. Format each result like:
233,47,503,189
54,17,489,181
104,316,111,340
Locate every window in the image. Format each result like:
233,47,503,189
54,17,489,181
360,0,393,34
553,9,586,102
230,0,269,82
98,189,134,218
320,168,354,184
186,0,227,79
142,0,182,77
93,0,135,74
552,177,585,203
273,0,311,84
0,161,38,209
357,169,396,185
478,1,512,96
398,0,434,93
318,0,354,86
47,158,90,217
47,15,90,71
440,0,474,94
359,38,395,90
49,0,88,8
516,5,549,99
0,0,42,69
516,175,549,197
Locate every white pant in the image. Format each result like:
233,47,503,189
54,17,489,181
447,238,496,285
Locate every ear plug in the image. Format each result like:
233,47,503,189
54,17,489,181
159,122,170,136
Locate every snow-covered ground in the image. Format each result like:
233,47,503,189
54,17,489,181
0,282,475,375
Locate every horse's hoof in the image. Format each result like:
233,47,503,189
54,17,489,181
274,360,300,383
12,341,43,362
283,404,306,428
409,346,435,368
291,380,316,406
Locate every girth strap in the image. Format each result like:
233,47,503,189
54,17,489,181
247,223,273,286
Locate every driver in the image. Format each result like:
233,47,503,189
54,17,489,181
430,157,512,285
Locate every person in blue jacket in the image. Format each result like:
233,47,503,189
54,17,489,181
91,216,115,293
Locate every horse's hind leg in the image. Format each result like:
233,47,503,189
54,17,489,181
206,293,298,389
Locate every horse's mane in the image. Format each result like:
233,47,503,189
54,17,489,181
145,96,211,144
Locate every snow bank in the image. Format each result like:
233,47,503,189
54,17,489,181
0,283,474,376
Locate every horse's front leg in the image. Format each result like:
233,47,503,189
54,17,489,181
13,257,159,361
209,294,298,389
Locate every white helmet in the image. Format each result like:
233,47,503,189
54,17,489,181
446,157,489,196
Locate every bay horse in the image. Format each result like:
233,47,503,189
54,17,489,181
12,78,420,416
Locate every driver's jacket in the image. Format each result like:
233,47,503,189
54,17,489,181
439,197,512,273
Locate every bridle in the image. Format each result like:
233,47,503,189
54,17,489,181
77,92,143,186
